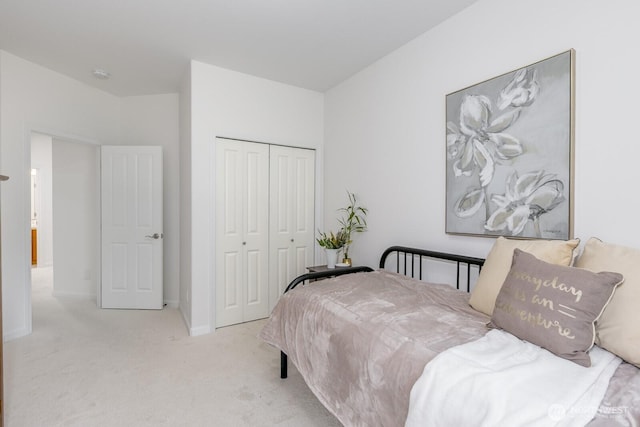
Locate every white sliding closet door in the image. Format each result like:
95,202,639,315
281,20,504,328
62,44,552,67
269,146,315,310
215,138,269,327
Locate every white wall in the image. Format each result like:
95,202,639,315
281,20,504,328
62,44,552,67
185,61,324,335
324,0,640,269
52,139,100,297
0,51,121,339
30,132,54,267
0,50,181,339
179,68,192,323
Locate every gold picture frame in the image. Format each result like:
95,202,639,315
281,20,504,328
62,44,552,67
445,49,575,240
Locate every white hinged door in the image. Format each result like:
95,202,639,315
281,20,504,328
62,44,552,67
101,146,163,309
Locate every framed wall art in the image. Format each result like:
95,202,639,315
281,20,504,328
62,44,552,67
445,49,574,240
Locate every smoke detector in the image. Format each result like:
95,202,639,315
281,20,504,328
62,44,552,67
92,68,111,80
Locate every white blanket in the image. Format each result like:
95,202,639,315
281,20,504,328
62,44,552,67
405,330,621,427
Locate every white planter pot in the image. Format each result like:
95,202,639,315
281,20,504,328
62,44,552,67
325,248,340,268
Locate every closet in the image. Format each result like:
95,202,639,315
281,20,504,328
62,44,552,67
215,138,315,328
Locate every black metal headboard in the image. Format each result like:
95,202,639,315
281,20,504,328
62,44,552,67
379,245,485,292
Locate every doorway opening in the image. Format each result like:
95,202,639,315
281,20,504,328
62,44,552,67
30,132,100,318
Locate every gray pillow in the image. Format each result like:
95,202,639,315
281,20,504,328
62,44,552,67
489,249,623,366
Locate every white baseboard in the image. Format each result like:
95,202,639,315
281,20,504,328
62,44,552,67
163,299,179,308
4,327,31,342
179,305,211,336
179,305,191,333
189,324,211,336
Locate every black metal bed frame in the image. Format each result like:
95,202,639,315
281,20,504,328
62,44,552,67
279,265,373,379
279,246,485,379
378,245,485,292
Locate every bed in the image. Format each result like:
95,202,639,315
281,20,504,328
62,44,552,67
259,240,640,426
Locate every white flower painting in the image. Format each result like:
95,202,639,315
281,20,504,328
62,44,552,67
446,50,574,239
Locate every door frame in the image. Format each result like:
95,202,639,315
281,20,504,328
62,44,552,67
24,126,103,334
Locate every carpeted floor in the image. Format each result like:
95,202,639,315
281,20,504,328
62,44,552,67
4,267,342,427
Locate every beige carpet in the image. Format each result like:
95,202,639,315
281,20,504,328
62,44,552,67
4,267,342,427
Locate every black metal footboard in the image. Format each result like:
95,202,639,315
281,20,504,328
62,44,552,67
280,265,374,379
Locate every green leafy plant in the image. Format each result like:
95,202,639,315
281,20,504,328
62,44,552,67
337,191,368,260
316,229,348,249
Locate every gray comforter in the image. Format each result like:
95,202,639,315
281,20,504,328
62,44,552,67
259,270,640,426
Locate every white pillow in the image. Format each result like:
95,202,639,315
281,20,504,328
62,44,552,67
575,237,640,367
469,236,580,316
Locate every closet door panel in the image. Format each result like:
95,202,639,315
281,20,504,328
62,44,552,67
223,251,240,308
273,246,291,308
269,147,294,305
216,140,244,327
242,143,269,321
273,154,290,234
294,156,313,234
216,139,269,327
292,150,315,266
269,146,315,310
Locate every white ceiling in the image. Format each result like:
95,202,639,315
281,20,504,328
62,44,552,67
0,0,478,97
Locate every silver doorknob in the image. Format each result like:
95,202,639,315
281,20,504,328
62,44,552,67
145,233,163,239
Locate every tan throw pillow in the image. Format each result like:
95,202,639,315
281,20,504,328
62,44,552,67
469,237,580,316
490,249,623,366
575,238,640,367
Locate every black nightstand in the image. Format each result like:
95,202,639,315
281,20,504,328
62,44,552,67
307,264,353,273
306,264,360,282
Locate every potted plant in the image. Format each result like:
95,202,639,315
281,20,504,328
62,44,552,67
316,229,348,268
337,191,368,265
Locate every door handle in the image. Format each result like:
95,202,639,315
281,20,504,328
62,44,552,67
145,233,163,239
